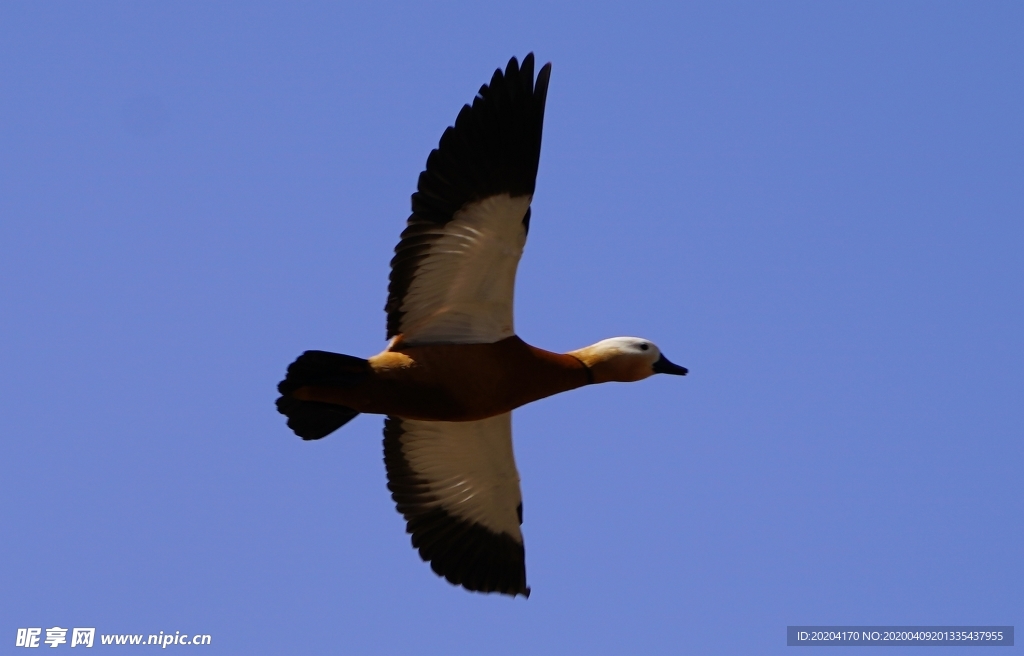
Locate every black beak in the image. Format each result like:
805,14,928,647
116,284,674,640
652,354,688,376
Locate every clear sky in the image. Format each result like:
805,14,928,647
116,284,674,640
2,2,1021,654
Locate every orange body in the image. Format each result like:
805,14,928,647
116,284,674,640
292,336,591,422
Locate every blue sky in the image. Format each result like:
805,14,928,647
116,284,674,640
1,2,1021,654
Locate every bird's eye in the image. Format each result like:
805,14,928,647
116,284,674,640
640,343,649,351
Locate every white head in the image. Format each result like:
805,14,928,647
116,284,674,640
570,337,688,383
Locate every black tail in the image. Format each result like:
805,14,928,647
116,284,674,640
276,350,370,440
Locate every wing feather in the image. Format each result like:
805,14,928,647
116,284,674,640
383,414,530,597
386,54,551,344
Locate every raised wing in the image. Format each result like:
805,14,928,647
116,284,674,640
386,54,551,345
383,414,530,597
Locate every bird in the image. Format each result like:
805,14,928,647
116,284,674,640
276,53,687,598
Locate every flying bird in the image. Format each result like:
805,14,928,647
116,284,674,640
276,53,687,598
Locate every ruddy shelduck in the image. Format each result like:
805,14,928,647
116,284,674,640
276,54,687,598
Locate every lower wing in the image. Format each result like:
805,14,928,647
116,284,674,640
383,413,530,597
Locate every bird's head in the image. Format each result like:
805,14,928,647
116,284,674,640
570,337,688,384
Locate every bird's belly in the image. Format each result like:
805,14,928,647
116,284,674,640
363,374,514,422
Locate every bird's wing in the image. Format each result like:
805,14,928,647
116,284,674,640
383,413,530,597
386,54,551,345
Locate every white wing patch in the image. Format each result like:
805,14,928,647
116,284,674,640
397,194,531,345
395,413,523,540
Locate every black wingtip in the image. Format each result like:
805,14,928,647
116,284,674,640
535,61,552,102
504,54,520,78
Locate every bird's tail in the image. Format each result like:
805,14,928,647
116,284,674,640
276,350,370,440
